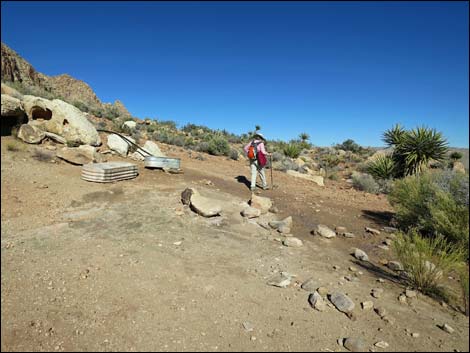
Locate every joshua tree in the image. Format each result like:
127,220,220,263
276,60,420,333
299,132,310,142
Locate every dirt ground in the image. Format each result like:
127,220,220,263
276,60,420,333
1,136,469,352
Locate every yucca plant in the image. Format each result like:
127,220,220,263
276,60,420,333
367,154,395,180
299,132,310,142
283,143,302,159
396,127,448,176
383,123,407,146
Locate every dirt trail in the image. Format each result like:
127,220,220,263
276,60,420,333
1,137,469,352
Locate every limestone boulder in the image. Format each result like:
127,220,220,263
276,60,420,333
1,83,23,99
22,96,101,146
107,134,135,156
123,120,137,130
249,194,273,214
142,140,165,157
2,94,26,118
286,169,324,186
190,193,222,217
17,124,45,144
56,145,104,165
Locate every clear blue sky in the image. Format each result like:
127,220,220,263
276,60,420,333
2,1,468,147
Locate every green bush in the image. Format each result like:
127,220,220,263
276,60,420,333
351,171,380,194
450,151,463,161
389,170,469,256
229,149,239,160
458,266,469,316
335,139,362,153
393,229,464,298
207,136,230,156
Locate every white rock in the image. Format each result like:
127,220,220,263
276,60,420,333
282,237,303,247
107,134,134,156
1,94,25,117
17,124,45,144
316,224,336,238
361,301,374,310
353,248,369,262
250,194,272,214
123,120,137,130
242,206,261,218
190,194,222,217
374,341,389,349
285,169,324,186
142,140,165,157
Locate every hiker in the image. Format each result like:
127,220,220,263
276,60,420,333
244,132,270,191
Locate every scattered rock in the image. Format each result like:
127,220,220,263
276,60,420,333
371,288,384,298
361,301,374,310
374,341,389,349
123,120,137,130
315,224,336,238
282,237,303,247
107,133,134,156
398,294,407,304
286,170,324,186
301,278,318,292
349,266,358,273
44,131,67,144
365,227,381,235
353,248,369,262
343,232,355,238
278,224,291,234
374,307,387,318
242,321,254,332
317,287,328,296
335,226,347,235
56,146,98,165
242,207,261,218
384,238,393,246
329,291,355,314
382,316,395,324
405,289,417,298
440,324,455,334
343,337,366,352
250,194,272,214
267,272,292,288
411,333,420,338
383,226,398,233
141,140,165,157
181,188,198,205
308,291,326,311
387,261,404,271
377,244,389,251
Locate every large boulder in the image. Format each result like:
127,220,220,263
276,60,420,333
286,170,324,186
250,194,273,214
56,145,104,165
17,124,45,144
190,193,222,217
1,94,26,118
123,120,137,130
1,83,23,99
22,96,101,146
142,140,165,157
107,134,135,156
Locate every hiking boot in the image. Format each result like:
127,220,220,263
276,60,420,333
262,185,270,190
250,186,256,192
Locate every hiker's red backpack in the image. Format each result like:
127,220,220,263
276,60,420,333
247,141,258,160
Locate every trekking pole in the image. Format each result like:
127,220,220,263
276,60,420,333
270,154,274,189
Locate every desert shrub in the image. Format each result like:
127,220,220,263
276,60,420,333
207,136,230,156
328,172,339,181
72,101,89,113
351,171,380,194
283,143,302,158
335,139,362,153
273,157,299,172
376,178,394,194
272,151,284,162
393,229,464,299
389,170,469,254
458,266,469,316
229,149,239,160
450,151,463,161
195,141,210,154
367,154,395,180
171,135,185,147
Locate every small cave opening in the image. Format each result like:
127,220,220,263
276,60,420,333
31,106,52,121
1,114,28,136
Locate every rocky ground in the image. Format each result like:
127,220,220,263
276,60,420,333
1,136,469,352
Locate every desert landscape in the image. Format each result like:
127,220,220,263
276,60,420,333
1,36,469,353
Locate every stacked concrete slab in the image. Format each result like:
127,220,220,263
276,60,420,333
81,162,138,183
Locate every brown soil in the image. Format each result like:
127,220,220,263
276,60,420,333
1,136,469,352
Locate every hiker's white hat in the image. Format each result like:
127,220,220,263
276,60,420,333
253,132,266,141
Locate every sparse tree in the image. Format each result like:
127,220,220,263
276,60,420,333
299,132,310,142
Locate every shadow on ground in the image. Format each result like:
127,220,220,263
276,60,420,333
361,209,395,226
352,259,404,286
235,175,251,190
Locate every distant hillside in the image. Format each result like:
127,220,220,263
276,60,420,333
1,42,131,118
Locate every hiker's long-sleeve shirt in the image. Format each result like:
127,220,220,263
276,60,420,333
244,139,267,156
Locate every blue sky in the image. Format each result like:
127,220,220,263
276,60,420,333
1,1,468,147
